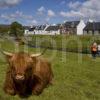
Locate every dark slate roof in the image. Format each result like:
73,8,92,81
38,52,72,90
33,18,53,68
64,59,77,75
45,26,60,31
63,21,80,28
35,25,46,30
29,27,35,31
84,22,100,31
24,26,36,31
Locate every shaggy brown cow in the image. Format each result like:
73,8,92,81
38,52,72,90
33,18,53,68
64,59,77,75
3,51,53,97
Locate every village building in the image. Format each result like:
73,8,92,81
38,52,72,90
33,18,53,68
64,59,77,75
34,25,46,35
44,25,60,35
24,20,88,35
83,22,100,35
24,25,60,35
24,26,35,35
61,20,86,35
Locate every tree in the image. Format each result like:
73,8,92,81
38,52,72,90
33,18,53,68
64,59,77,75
10,21,24,38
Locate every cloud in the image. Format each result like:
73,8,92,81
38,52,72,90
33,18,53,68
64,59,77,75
60,10,84,17
48,10,55,17
68,1,82,9
38,6,45,12
0,11,34,24
60,0,100,21
31,20,38,25
0,0,22,7
37,6,45,15
1,14,13,21
0,11,39,25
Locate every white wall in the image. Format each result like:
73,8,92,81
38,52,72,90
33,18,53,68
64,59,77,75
24,30,35,35
24,29,29,35
24,29,60,35
77,20,86,35
45,30,60,35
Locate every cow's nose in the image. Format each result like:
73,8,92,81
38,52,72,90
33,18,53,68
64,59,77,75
15,74,25,80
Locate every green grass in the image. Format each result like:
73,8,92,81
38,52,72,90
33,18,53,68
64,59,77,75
0,38,100,100
26,35,100,53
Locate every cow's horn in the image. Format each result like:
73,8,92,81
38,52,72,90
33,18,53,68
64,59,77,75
31,48,47,57
2,51,13,57
31,53,42,57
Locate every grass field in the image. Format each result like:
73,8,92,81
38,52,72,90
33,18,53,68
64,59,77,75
26,35,100,53
0,38,100,100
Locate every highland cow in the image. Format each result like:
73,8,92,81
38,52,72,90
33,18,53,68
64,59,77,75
3,51,53,97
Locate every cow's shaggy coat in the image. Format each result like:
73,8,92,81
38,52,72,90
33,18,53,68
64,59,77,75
3,52,53,97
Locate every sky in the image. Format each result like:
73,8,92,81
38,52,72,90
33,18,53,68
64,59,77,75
0,0,100,25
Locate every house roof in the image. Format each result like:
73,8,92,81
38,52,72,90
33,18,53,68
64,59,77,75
29,27,35,31
45,26,60,31
24,26,36,31
35,25,46,30
84,22,100,31
63,21,80,28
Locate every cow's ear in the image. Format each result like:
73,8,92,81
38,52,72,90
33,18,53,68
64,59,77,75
2,51,13,59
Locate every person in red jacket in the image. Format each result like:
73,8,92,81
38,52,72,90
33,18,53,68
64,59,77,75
91,42,97,58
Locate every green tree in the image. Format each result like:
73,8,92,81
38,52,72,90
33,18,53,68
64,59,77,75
10,21,24,38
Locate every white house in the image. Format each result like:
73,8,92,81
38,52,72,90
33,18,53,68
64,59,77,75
44,25,60,35
77,19,86,35
33,25,47,35
24,24,60,35
24,26,35,35
61,19,86,35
